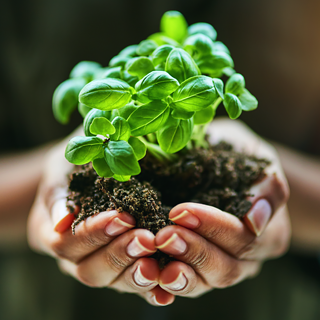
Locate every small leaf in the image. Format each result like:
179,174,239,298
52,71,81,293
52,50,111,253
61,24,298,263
79,78,134,111
118,44,138,57
69,61,102,81
184,34,215,57
52,78,86,124
104,140,141,175
188,22,217,41
165,48,200,84
148,32,180,46
157,115,194,153
223,93,242,119
78,102,91,118
92,158,113,177
213,41,230,54
126,57,155,79
101,67,122,79
128,137,147,160
136,40,158,56
238,89,258,111
160,11,188,43
128,100,170,136
172,75,218,112
110,116,131,141
135,71,179,104
194,105,215,125
196,51,234,74
84,109,111,136
120,70,139,87
226,73,245,96
113,174,131,182
118,101,139,120
109,55,131,68
65,136,103,165
151,45,175,66
171,109,195,120
212,78,224,99
90,117,115,136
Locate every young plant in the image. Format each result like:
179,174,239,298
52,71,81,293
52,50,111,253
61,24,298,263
53,10,258,182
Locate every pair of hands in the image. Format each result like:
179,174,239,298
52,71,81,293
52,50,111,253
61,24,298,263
27,119,290,306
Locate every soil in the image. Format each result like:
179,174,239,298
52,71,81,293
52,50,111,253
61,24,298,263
67,142,270,267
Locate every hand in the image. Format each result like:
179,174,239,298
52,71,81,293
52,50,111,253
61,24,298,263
27,130,174,306
154,118,290,298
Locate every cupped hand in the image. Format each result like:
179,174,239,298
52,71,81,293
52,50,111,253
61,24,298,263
27,129,174,306
155,118,290,298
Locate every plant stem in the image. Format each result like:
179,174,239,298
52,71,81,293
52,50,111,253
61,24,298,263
138,137,177,162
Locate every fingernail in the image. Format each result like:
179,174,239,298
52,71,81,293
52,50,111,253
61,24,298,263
105,217,135,236
156,233,187,255
127,237,156,257
170,210,200,229
134,265,157,287
246,199,272,236
161,272,187,291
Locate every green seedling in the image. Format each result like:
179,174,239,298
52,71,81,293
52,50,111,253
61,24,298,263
53,10,258,182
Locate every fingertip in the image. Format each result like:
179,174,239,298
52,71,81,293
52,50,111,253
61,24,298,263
52,199,75,233
147,286,175,306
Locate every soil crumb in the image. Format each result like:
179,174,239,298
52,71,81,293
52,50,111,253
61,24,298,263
67,142,269,267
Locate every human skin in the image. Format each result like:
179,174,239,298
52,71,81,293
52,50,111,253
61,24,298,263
27,118,290,306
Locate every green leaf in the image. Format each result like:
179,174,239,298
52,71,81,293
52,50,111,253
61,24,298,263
155,63,165,71
78,102,91,118
136,40,158,56
109,55,130,68
92,158,113,177
223,67,236,77
160,11,188,43
172,75,218,112
212,78,224,99
79,78,134,111
69,61,102,81
120,70,139,87
110,116,131,141
52,78,86,124
165,48,200,84
118,44,138,57
118,101,139,119
238,89,258,111
90,117,115,136
128,137,147,160
171,109,195,120
188,22,217,41
194,105,215,125
148,32,180,46
104,140,141,175
151,45,175,66
157,116,194,153
113,174,131,182
135,71,179,104
101,67,122,79
184,34,215,57
196,51,234,74
223,93,242,119
213,41,230,54
83,109,111,136
226,73,245,96
126,57,155,79
127,100,170,136
65,136,103,165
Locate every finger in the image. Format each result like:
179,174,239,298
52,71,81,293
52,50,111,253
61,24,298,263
139,286,175,307
159,260,211,298
110,258,159,293
58,229,156,287
238,205,291,260
155,226,261,288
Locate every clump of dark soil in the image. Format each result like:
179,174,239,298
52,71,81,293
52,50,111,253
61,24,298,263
67,142,269,266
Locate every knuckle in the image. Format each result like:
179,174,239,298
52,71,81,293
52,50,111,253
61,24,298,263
215,263,242,288
104,251,132,274
187,246,213,273
50,237,69,260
